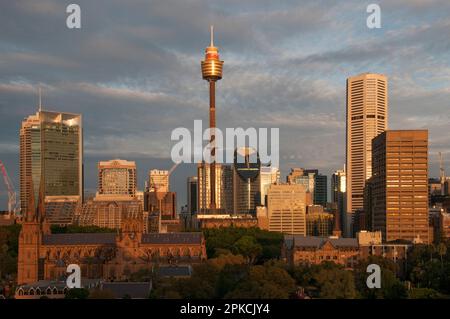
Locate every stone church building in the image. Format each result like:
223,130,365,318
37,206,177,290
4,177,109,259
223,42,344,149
17,183,206,285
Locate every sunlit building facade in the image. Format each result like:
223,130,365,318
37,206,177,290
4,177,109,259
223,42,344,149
370,130,430,243
97,159,136,198
20,110,83,214
346,73,388,236
267,184,307,235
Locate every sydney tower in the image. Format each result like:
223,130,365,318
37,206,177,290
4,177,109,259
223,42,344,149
201,26,224,212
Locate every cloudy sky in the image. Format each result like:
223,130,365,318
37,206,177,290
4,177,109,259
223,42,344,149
1,0,450,209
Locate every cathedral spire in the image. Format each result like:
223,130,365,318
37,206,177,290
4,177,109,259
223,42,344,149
37,175,46,223
26,176,36,222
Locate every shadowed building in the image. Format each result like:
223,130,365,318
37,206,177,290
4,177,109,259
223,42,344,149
187,176,198,214
331,167,346,234
306,212,334,237
233,147,261,215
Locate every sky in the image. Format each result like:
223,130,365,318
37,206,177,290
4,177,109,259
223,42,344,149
1,0,450,210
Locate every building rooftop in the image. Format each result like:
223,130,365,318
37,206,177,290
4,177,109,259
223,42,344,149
157,265,192,277
285,235,359,249
42,232,203,246
101,282,151,299
141,232,203,244
42,233,117,245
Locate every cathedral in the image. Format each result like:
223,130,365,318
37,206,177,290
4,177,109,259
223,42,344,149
17,181,207,285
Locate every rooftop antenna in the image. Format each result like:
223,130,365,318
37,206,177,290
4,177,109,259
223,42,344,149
439,152,445,195
38,86,42,112
210,25,214,46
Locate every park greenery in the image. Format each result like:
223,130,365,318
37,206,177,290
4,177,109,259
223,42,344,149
149,227,450,299
1,225,450,298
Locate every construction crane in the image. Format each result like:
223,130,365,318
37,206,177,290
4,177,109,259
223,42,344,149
439,152,446,196
0,160,19,215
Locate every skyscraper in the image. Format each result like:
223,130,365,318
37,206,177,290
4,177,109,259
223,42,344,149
20,110,83,214
187,176,198,214
331,167,346,234
267,184,307,235
97,159,137,198
260,166,280,206
370,130,430,243
287,168,327,206
197,163,233,213
149,169,169,193
331,168,346,204
145,169,176,219
233,147,261,215
201,26,224,212
311,172,327,206
346,73,387,236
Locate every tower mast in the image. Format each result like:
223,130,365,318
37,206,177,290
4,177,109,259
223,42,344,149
201,26,224,213
439,152,445,195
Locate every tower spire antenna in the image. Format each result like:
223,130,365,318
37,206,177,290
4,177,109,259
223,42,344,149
210,25,214,47
38,86,42,112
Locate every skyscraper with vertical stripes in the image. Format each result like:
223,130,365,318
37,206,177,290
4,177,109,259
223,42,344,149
345,73,387,236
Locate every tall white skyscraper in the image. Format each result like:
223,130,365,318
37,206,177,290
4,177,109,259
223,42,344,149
346,73,387,236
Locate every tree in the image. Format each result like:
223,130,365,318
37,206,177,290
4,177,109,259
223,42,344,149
216,263,249,298
88,288,115,299
313,266,357,299
232,236,262,264
226,264,296,299
437,243,447,268
408,288,446,299
355,257,407,299
65,288,89,299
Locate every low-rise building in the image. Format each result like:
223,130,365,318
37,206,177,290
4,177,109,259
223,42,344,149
284,235,359,268
193,214,258,229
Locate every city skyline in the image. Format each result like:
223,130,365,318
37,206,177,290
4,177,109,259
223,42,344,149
1,0,450,209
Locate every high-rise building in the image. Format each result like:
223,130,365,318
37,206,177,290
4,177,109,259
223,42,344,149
44,195,81,226
197,163,233,213
78,198,143,230
149,170,169,193
331,167,346,234
20,110,83,214
144,169,176,219
144,192,177,220
306,212,334,237
201,26,224,212
346,73,388,236
287,168,326,206
187,176,198,214
97,159,137,198
370,130,429,243
312,172,327,206
267,184,307,235
233,147,261,215
260,166,280,206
